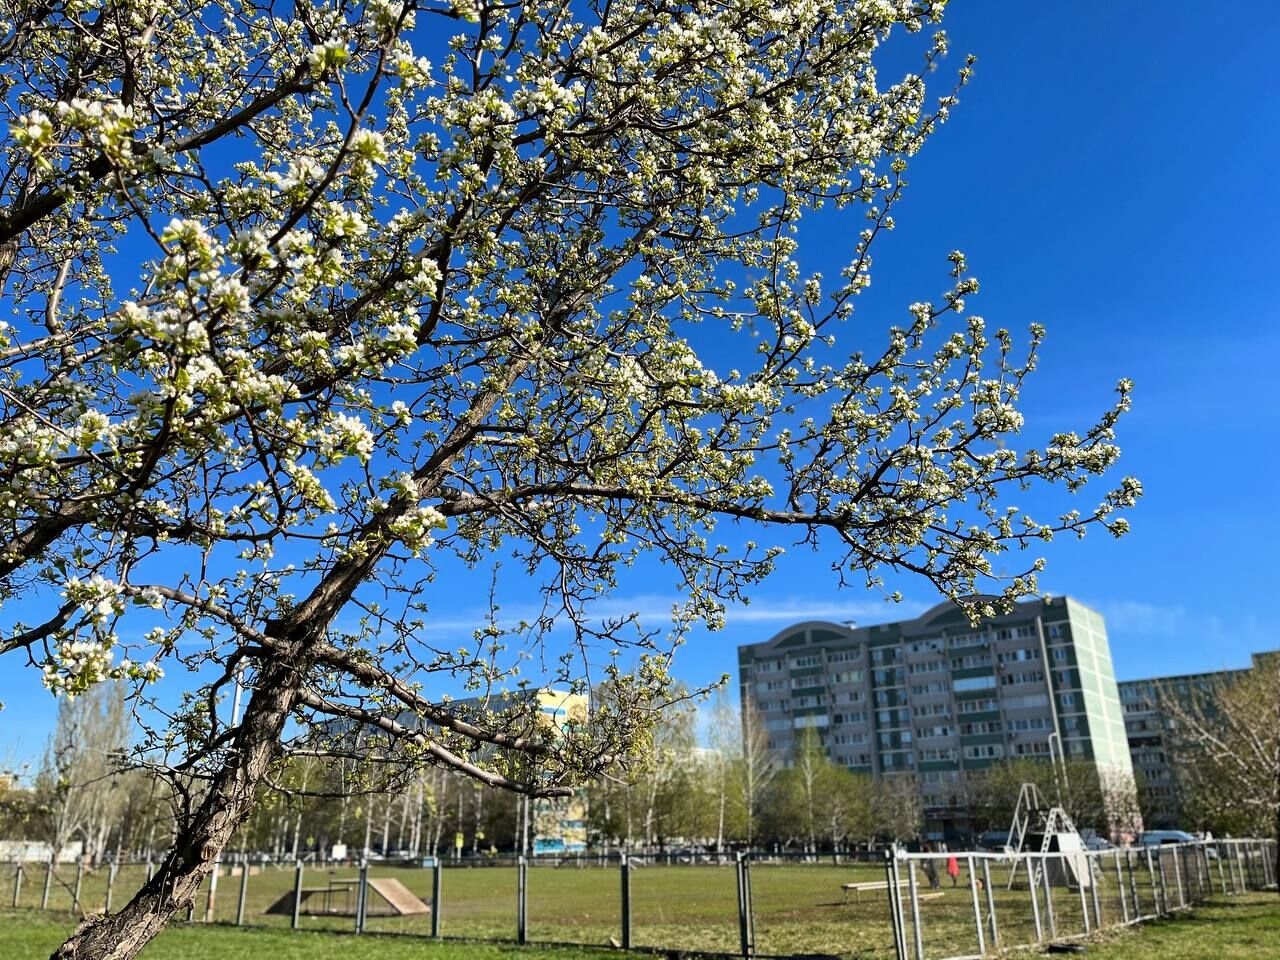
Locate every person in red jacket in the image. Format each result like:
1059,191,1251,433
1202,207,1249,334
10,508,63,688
946,853,960,887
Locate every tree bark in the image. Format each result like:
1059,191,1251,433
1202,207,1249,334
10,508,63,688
49,654,301,960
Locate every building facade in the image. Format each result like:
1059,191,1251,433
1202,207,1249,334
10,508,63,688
1118,653,1274,829
737,596,1136,841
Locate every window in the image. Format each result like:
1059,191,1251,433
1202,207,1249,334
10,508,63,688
918,725,955,739
954,675,997,692
908,639,944,655
963,744,1005,759
912,703,950,718
833,711,867,725
1009,717,1051,732
998,648,1040,664
909,660,947,675
911,681,949,696
1001,670,1044,686
921,747,957,762
949,632,989,650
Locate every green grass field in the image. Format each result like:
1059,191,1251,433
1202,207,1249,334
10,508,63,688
2,847,1272,959
4,892,1279,960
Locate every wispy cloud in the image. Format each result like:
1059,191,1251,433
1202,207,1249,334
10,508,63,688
394,593,928,638
1090,599,1186,637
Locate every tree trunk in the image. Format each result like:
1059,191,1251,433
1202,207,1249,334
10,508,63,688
49,656,301,960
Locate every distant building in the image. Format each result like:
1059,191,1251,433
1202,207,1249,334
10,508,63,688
1118,651,1275,829
736,596,1137,841
451,687,590,855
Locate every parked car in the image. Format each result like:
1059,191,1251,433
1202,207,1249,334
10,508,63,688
977,831,1010,851
1140,830,1197,846
1139,830,1218,857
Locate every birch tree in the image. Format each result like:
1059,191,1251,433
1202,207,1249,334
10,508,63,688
0,1,1139,956
35,682,130,865
739,697,777,846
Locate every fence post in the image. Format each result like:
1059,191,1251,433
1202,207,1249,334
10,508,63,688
291,860,304,931
431,858,442,938
619,854,631,950
967,855,986,955
516,855,527,945
906,865,926,960
735,852,756,959
1077,862,1090,935
12,862,23,908
1114,850,1128,923
743,852,754,955
982,858,998,951
1143,848,1158,914
40,857,53,910
1127,849,1141,920
106,859,118,913
1028,856,1043,943
72,858,84,913
204,858,220,923
883,850,906,960
356,860,368,934
236,857,249,927
1040,858,1056,938
1171,847,1184,908
1089,854,1102,929
906,859,923,960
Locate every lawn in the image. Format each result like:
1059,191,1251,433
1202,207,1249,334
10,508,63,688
3,858,902,956
0,911,614,960
4,893,1280,959
3,849,1272,959
1082,893,1280,959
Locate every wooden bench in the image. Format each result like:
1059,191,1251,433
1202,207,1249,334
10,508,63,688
841,879,908,904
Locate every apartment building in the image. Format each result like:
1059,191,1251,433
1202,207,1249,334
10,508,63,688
1118,652,1274,829
737,596,1136,840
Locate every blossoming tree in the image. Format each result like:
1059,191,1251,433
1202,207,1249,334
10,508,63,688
0,0,1139,956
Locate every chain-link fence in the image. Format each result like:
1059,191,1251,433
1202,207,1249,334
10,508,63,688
5,839,1276,958
884,839,1278,960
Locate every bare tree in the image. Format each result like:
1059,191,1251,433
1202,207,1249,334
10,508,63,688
739,698,778,848
705,692,740,853
36,684,129,872
1162,660,1280,880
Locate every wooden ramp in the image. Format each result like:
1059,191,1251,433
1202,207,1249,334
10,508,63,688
265,877,429,916
367,878,429,915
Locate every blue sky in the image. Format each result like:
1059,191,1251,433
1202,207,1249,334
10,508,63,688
3,2,1278,765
